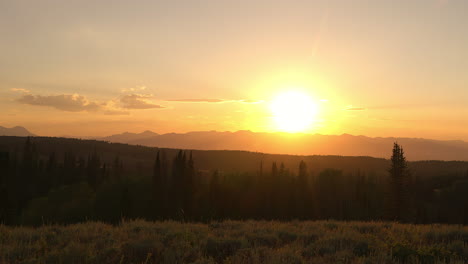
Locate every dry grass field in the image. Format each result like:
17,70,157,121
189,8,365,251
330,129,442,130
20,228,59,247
1,220,468,264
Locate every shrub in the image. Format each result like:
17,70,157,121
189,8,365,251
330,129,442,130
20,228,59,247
324,222,338,231
205,237,244,262
277,230,298,244
353,241,370,257
392,243,416,263
2,220,468,264
121,239,160,263
247,233,279,248
269,249,304,264
299,233,319,246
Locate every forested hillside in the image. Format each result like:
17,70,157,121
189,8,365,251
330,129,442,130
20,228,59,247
1,136,468,225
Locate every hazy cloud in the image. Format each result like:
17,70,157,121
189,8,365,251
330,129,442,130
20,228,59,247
16,93,163,114
10,88,30,93
367,104,430,110
167,98,225,103
121,86,147,93
120,94,164,109
104,110,130,115
344,106,366,111
239,99,264,104
167,98,264,104
17,94,102,112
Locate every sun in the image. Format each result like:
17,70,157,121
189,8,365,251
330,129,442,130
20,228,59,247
270,90,318,133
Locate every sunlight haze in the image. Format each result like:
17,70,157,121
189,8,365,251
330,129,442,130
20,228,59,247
1,0,468,140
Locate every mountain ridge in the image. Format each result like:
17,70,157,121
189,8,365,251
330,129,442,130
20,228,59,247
97,130,468,161
3,125,468,161
0,126,36,137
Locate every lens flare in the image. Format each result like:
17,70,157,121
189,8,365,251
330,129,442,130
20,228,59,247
270,90,318,133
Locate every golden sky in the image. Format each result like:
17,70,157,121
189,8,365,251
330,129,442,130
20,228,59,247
1,0,468,140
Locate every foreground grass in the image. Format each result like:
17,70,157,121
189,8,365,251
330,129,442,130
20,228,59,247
1,220,468,264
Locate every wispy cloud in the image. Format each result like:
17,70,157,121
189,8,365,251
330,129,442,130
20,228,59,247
343,103,426,111
167,98,225,103
367,104,426,110
17,94,103,112
16,93,132,115
10,88,31,93
121,86,147,93
120,94,164,109
104,109,130,115
344,106,366,111
167,98,264,104
15,91,259,115
239,99,264,104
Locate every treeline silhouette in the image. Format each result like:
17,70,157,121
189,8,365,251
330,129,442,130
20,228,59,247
1,137,468,225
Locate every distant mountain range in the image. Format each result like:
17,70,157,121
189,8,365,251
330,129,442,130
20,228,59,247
0,126,36,137
97,130,468,161
3,125,468,161
99,130,159,143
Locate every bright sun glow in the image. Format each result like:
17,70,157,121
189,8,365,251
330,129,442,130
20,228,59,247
270,90,318,133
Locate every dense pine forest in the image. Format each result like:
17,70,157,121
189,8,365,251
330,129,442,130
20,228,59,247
1,136,468,225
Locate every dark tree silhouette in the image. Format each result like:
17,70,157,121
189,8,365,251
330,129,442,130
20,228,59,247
209,170,222,218
297,160,309,218
0,151,9,223
113,155,123,180
271,162,278,178
183,151,195,218
388,142,410,221
87,151,99,188
2,136,468,225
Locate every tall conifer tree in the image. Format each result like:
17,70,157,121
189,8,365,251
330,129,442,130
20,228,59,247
388,142,410,221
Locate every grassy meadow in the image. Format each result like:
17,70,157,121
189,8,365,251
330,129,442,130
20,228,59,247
1,220,468,264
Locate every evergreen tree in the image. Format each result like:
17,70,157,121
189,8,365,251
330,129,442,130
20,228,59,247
152,151,164,217
209,170,222,218
298,161,308,183
153,151,161,188
0,151,9,224
46,152,57,187
297,160,309,218
271,162,278,178
388,142,410,221
279,162,285,176
86,150,101,188
171,150,186,217
258,160,263,178
183,151,195,219
63,151,76,184
113,155,122,180
20,137,38,210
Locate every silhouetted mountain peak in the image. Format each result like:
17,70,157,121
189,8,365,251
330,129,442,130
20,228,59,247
98,130,159,143
140,130,158,136
0,125,36,136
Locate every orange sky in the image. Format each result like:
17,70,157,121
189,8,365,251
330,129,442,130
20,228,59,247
1,0,468,140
